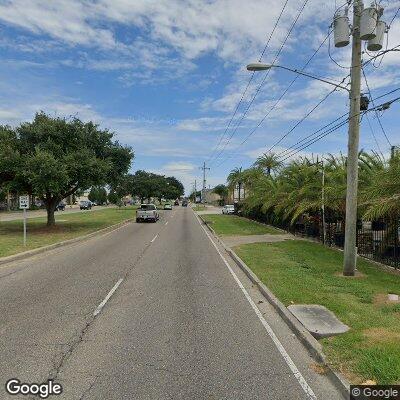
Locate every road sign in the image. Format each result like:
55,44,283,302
19,195,29,209
19,195,29,246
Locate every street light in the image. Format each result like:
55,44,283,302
246,63,350,92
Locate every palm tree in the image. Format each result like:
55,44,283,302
227,167,243,202
253,152,282,176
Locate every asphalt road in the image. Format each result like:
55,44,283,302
0,207,345,399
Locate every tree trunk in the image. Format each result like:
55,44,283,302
45,199,57,226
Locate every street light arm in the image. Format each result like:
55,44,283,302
274,65,350,92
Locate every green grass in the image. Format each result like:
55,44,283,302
234,240,400,384
202,214,282,236
193,205,206,212
0,207,137,258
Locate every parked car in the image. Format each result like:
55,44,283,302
174,200,179,206
182,200,188,207
56,202,66,211
80,200,92,210
164,203,172,210
222,205,235,215
136,204,159,223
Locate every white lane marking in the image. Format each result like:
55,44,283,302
151,234,158,243
93,278,123,317
165,221,168,226
195,215,317,399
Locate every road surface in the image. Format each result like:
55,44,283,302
0,207,345,399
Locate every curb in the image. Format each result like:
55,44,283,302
197,213,350,398
0,218,134,266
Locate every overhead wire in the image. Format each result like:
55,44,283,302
213,29,335,167
209,0,310,166
207,0,290,162
361,66,392,146
278,95,400,161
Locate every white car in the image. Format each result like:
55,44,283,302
136,204,159,222
222,205,235,215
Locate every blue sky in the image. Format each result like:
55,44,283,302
0,0,399,193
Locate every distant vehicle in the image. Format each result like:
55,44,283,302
56,202,66,211
182,200,188,207
164,203,172,210
80,201,92,210
91,201,97,206
136,204,159,223
222,205,235,214
174,200,179,206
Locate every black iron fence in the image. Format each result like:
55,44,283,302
289,216,400,269
243,208,400,269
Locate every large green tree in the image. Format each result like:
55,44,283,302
1,113,133,225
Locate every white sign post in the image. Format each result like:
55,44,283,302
19,195,29,246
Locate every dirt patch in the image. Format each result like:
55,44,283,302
373,293,400,306
363,327,400,344
310,363,329,375
334,270,366,278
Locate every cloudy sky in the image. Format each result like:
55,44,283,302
0,0,399,193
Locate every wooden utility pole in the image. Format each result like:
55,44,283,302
343,0,363,276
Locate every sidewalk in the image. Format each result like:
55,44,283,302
0,205,109,222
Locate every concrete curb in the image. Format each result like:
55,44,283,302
0,218,134,266
197,213,350,398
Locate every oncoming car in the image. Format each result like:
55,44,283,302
222,205,235,215
164,203,172,210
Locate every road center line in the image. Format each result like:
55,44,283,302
165,221,168,226
93,278,123,317
194,214,317,399
151,234,158,243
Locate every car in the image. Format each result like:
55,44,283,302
222,205,235,215
136,204,159,223
80,200,92,210
56,202,66,211
164,203,172,210
181,200,188,207
174,200,179,206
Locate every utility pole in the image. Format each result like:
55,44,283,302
343,0,363,276
200,162,210,204
194,179,197,203
321,159,326,245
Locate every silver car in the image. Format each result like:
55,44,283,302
222,205,235,214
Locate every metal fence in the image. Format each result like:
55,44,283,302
243,208,400,269
289,216,400,269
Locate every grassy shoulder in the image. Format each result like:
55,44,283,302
193,205,207,212
234,240,400,384
202,214,282,236
0,207,137,258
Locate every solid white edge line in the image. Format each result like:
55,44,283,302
151,234,158,243
165,221,168,226
93,278,123,317
194,214,317,400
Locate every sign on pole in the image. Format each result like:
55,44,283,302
19,195,29,210
19,195,29,246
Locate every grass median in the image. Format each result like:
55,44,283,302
234,240,400,384
0,207,137,258
202,214,282,236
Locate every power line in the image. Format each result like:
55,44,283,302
207,0,290,161
365,112,385,159
279,96,400,161
276,111,349,159
209,0,310,165
362,66,392,146
214,29,333,167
